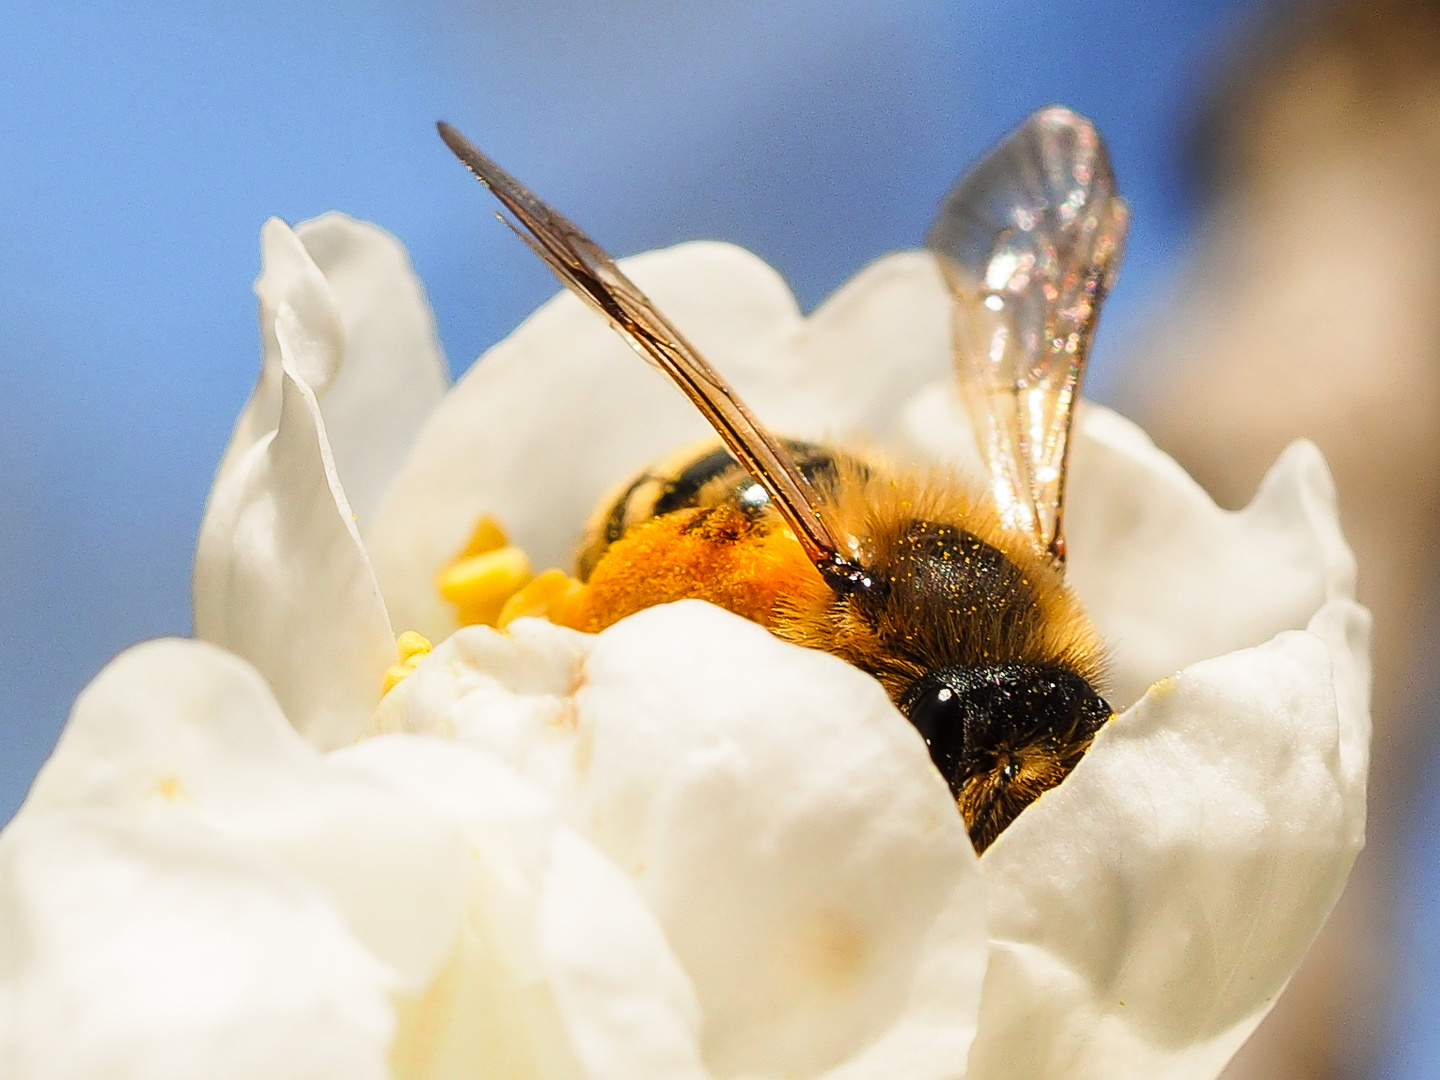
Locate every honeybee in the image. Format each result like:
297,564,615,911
438,106,1128,851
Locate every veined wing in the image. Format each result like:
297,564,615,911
926,106,1128,566
437,122,868,590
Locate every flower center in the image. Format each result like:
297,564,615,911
435,515,585,630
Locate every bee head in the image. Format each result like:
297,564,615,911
900,663,1112,852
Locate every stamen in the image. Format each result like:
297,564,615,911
497,568,586,629
396,629,432,662
436,515,535,625
458,515,509,559
382,630,434,695
437,545,533,626
438,514,591,629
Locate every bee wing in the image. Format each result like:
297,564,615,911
438,122,863,585
926,106,1128,565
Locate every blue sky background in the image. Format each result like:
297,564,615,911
3,0,1437,1072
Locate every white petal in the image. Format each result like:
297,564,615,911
539,831,708,1080
213,217,346,493
1299,598,1371,849
966,599,1370,1080
194,310,395,748
381,603,989,1080
900,385,1355,709
815,881,987,1080
22,637,469,992
766,250,953,441
894,378,987,481
296,213,451,529
371,617,596,807
0,813,395,1080
1065,411,1355,707
366,242,805,640
337,736,707,1080
219,215,450,531
578,604,983,1079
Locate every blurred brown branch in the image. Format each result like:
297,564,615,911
1133,2,1440,1076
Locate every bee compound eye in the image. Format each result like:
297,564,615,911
902,677,970,796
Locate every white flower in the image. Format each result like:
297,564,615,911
0,214,1369,1080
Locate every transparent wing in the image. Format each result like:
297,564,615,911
437,122,867,588
926,106,1128,566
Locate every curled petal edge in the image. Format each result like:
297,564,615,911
195,304,394,749
967,595,1370,1080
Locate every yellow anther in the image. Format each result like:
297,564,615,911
497,568,587,629
381,665,409,695
381,630,434,696
437,545,534,627
458,516,509,559
396,629,433,663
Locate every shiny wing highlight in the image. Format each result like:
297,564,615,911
437,122,865,588
926,106,1128,566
